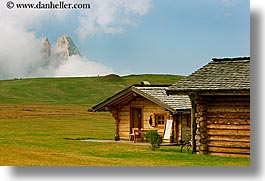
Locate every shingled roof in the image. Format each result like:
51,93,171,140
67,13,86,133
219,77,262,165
136,86,191,111
90,85,191,113
168,57,250,93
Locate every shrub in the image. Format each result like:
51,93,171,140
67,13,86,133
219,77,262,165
144,130,162,151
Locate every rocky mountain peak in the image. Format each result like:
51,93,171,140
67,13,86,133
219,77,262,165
40,35,82,69
56,35,80,60
41,37,51,59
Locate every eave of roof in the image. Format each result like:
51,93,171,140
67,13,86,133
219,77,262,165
167,89,250,96
89,86,134,112
132,86,176,113
90,84,191,113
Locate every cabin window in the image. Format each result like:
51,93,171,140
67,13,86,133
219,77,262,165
155,114,165,126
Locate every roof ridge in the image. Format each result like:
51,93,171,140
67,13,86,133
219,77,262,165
212,57,250,62
132,84,171,87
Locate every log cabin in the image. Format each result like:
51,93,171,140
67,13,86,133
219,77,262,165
90,84,191,143
167,57,250,157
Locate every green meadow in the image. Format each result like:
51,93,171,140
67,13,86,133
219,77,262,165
0,74,183,106
0,74,250,166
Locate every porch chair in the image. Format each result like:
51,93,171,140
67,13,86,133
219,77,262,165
129,128,139,142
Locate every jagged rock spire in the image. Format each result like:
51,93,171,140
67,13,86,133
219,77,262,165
41,37,51,59
56,35,81,60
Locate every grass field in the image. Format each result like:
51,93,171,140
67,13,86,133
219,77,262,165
0,74,183,106
0,75,250,166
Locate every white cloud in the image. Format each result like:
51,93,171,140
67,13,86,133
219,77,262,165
224,12,232,17
0,20,43,79
0,0,151,79
218,0,241,17
54,55,114,77
220,0,238,8
75,0,152,39
0,1,50,79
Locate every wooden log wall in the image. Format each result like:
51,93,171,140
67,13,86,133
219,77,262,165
112,109,120,141
195,94,250,157
114,97,172,140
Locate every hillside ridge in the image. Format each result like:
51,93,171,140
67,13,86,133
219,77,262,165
0,74,184,106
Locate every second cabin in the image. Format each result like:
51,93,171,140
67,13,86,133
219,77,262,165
90,84,191,143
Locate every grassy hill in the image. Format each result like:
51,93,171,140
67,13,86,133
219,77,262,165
0,74,184,106
0,74,250,166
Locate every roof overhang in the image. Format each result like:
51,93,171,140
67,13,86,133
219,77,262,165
89,86,136,112
90,85,177,113
167,89,250,96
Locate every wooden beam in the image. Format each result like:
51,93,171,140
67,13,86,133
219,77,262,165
208,129,250,136
208,146,250,154
208,135,250,142
207,124,250,130
189,93,197,152
209,152,250,158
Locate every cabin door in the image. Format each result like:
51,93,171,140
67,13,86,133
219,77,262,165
130,108,142,133
181,114,191,142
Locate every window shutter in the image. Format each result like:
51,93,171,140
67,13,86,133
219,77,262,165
152,114,156,127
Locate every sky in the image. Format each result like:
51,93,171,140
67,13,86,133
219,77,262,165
1,1,264,179
0,0,250,79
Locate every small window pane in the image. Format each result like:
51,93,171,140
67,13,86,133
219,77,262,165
155,114,165,126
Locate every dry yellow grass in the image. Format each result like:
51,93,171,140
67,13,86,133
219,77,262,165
0,104,250,166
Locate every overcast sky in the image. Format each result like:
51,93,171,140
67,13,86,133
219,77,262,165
0,0,250,79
